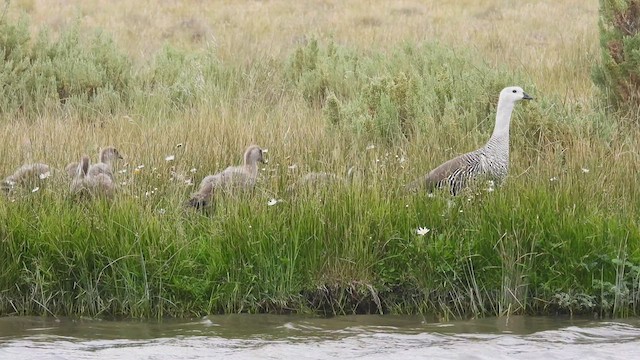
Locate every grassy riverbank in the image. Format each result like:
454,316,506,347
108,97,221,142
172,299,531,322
1,0,639,319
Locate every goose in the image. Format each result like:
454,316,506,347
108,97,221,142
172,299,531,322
66,146,123,179
188,145,265,208
70,155,115,198
409,86,532,195
1,163,51,194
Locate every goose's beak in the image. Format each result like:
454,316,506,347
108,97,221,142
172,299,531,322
523,92,533,100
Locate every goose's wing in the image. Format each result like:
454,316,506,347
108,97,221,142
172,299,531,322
409,151,480,195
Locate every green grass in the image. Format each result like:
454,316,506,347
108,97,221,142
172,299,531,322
0,14,639,320
1,163,638,319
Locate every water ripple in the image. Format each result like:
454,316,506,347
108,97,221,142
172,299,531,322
0,316,639,359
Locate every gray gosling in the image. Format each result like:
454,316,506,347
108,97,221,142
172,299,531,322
66,146,123,179
1,163,51,194
188,145,265,208
408,86,533,195
287,167,354,194
70,155,115,198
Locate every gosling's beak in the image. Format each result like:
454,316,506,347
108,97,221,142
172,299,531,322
261,149,268,164
523,92,533,100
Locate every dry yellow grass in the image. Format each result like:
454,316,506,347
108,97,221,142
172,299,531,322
13,0,597,98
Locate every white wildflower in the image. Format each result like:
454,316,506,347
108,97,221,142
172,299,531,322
39,171,51,180
118,169,128,174
158,208,166,215
416,227,430,236
31,187,40,193
189,168,197,173
267,198,281,206
165,155,175,162
366,144,375,150
581,168,590,174
137,164,145,169
486,180,495,192
549,177,558,182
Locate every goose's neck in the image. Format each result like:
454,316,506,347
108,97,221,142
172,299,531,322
490,99,515,139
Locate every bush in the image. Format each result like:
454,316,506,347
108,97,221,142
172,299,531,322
0,19,134,119
0,17,223,121
139,45,216,111
592,0,640,115
287,40,531,144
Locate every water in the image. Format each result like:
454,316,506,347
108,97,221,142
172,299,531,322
0,315,639,359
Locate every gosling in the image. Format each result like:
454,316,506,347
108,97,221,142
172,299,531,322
188,145,265,208
66,146,123,179
1,163,51,194
70,155,115,198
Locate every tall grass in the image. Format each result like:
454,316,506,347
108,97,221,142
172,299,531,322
0,1,639,319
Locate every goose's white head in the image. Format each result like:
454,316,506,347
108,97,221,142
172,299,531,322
500,86,533,103
244,145,265,166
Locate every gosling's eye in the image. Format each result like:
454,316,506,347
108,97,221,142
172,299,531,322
512,89,517,93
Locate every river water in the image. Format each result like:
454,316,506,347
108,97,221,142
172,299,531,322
0,315,639,359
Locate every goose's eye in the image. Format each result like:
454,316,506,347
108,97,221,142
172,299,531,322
512,90,517,93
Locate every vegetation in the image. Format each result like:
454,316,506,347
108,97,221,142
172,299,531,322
593,0,640,116
0,1,638,320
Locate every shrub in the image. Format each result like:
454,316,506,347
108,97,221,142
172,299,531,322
287,40,531,144
139,45,215,111
592,0,640,115
0,19,134,119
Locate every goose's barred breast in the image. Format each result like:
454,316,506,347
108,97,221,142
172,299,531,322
429,134,509,195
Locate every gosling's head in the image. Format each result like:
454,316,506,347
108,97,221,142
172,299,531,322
244,145,265,166
100,146,124,163
500,86,533,103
